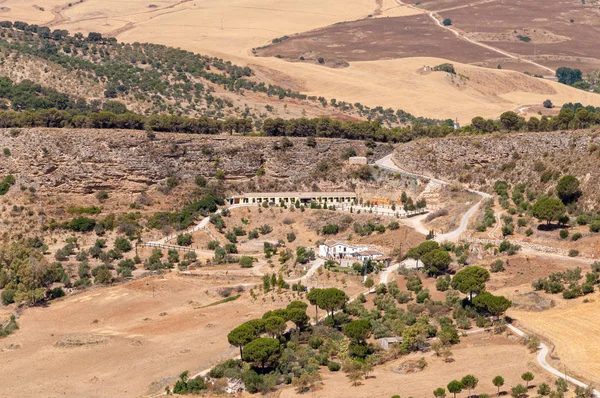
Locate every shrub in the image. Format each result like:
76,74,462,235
436,275,450,291
572,232,582,241
239,256,254,268
559,229,569,239
308,336,324,349
327,361,341,372
590,221,600,233
568,249,579,257
114,236,132,252
177,233,192,246
322,224,339,235
490,259,505,272
286,232,296,243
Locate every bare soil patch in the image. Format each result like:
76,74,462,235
440,0,600,73
257,14,498,65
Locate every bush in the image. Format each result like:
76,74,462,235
1,289,16,305
286,232,296,243
436,275,450,291
568,249,579,257
525,228,533,236
177,233,192,246
308,336,324,349
327,361,341,372
490,259,505,273
572,232,582,241
443,18,452,26
322,224,339,235
114,236,132,252
559,229,569,239
239,256,254,268
590,221,600,233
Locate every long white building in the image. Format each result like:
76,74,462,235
227,191,357,206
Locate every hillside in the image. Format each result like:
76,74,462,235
393,129,600,209
0,23,440,127
0,128,435,240
0,1,599,123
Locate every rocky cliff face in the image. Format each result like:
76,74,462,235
393,130,600,209
0,129,390,195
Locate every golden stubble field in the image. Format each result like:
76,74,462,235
1,0,599,122
510,293,600,386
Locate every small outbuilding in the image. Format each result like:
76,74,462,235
348,156,368,165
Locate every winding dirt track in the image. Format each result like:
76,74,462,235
376,151,599,396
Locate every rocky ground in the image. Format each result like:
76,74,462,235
393,129,600,210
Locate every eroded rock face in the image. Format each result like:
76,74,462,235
393,130,600,208
0,129,386,194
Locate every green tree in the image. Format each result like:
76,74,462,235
521,372,534,388
443,18,452,26
447,380,463,398
500,111,522,131
473,292,512,317
556,175,581,204
288,308,309,335
556,67,582,85
421,248,452,275
511,384,527,398
227,324,258,358
451,266,490,300
532,197,565,225
316,287,348,320
493,375,505,395
461,375,478,396
343,320,372,343
264,316,286,338
434,387,447,397
307,288,322,321
406,240,439,269
242,338,281,368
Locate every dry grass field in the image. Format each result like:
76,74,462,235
511,297,600,386
0,273,289,398
0,0,597,122
280,333,557,398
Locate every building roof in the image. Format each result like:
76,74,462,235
356,250,384,256
231,191,356,199
322,240,359,248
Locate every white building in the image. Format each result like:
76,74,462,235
228,191,356,206
318,240,385,264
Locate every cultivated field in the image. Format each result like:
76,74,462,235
0,0,598,122
438,0,600,73
511,298,600,386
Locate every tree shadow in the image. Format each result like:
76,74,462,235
536,223,566,231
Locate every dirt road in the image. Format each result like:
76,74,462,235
393,0,556,75
506,324,600,396
375,154,490,242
